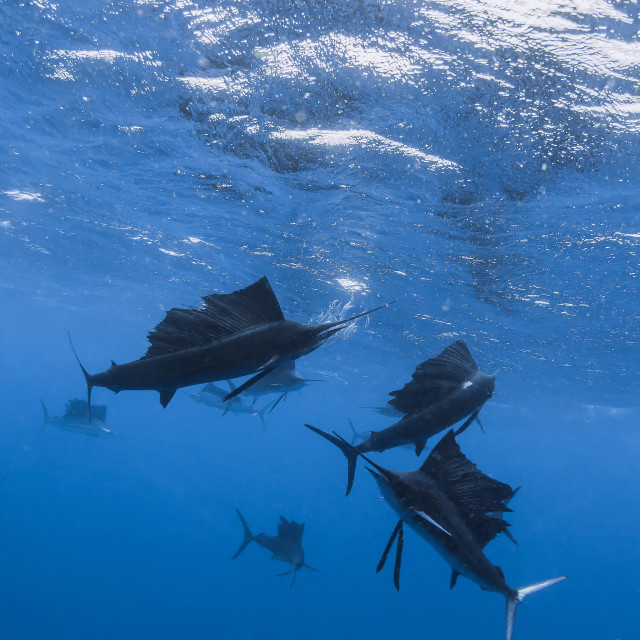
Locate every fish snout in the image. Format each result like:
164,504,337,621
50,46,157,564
291,549,305,571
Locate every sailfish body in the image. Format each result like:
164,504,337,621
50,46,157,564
72,277,388,408
232,509,319,587
306,340,495,494
364,341,495,455
40,399,115,438
356,431,566,640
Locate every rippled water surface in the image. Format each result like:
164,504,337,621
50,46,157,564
1,1,639,638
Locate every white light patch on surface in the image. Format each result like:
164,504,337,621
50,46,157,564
271,128,459,170
3,190,44,202
336,277,368,293
159,248,184,257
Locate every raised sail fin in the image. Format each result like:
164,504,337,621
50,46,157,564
277,517,305,547
389,341,479,415
420,431,516,547
144,277,285,359
64,399,107,424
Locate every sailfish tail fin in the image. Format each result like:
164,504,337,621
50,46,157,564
506,576,567,640
304,424,358,495
67,332,94,421
232,509,256,559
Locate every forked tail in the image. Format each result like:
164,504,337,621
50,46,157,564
232,509,255,559
505,575,567,640
67,332,94,420
304,424,358,495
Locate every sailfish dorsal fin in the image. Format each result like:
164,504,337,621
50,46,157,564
420,430,516,548
388,340,479,415
64,399,107,423
277,517,305,546
143,277,285,359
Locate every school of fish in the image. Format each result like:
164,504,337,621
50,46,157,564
42,276,565,639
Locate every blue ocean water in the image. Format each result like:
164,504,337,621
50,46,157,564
1,0,639,638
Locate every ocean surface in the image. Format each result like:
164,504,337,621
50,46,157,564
1,0,639,638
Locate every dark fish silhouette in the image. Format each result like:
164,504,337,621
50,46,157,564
70,277,389,411
343,430,566,640
306,340,494,494
40,399,115,438
232,509,319,587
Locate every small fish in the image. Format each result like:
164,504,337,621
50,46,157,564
232,509,320,588
40,399,115,438
70,276,390,412
241,359,321,412
188,382,267,427
306,340,494,494
347,418,370,445
341,430,566,640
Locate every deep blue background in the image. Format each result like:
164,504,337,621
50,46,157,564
1,1,639,638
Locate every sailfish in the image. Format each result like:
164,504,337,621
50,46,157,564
339,430,566,640
70,277,389,410
306,340,495,494
232,509,320,587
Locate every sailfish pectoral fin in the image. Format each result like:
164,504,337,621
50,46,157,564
222,366,278,402
450,570,460,590
377,519,402,574
412,509,452,536
454,410,479,436
393,520,404,591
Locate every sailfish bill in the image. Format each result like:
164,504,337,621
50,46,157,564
69,277,391,413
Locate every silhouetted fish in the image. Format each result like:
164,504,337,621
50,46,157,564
343,430,566,640
241,359,320,412
40,399,115,438
188,382,267,426
348,418,370,445
306,340,494,493
232,509,320,587
71,277,389,411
